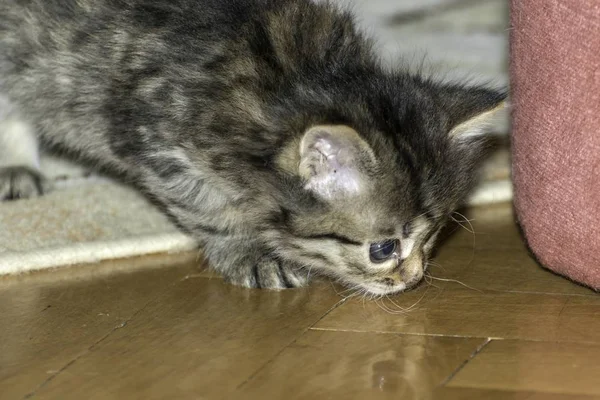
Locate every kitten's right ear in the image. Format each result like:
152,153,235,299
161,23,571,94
449,100,509,142
438,85,509,142
299,125,375,200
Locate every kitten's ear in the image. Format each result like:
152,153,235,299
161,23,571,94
449,101,509,141
442,87,509,141
299,125,375,199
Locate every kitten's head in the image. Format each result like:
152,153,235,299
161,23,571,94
274,80,507,295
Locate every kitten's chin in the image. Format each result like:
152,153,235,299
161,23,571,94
361,281,407,297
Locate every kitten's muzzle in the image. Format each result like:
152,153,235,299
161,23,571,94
374,250,425,293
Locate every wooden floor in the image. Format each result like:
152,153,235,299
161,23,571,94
1,203,599,400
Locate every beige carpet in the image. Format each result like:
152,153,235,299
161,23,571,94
0,158,197,274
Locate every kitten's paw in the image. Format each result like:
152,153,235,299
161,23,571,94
0,166,44,201
229,257,309,290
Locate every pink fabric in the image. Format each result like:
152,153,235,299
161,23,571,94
510,1,600,289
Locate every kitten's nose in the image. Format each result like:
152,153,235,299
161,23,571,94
404,274,424,288
402,266,424,287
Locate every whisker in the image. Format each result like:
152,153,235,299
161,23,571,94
451,211,476,233
335,287,355,297
329,279,341,295
427,275,483,293
426,260,446,271
404,285,430,311
306,264,313,281
423,272,442,289
450,215,474,234
451,211,477,266
330,281,361,299
409,211,429,223
376,298,404,314
374,298,393,314
382,295,413,314
361,289,369,310
331,280,360,299
452,211,476,225
342,291,359,301
344,286,364,301
377,297,408,314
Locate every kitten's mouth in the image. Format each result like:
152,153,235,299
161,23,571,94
361,280,408,296
360,271,425,296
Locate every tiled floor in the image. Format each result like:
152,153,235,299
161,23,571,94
1,203,598,400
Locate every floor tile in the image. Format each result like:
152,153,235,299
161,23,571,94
439,203,523,250
434,387,600,400
448,340,600,396
314,287,600,343
236,330,485,400
30,279,342,400
3,198,599,399
429,204,596,296
0,254,197,399
429,246,597,296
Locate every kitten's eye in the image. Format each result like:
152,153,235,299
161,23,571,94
369,239,399,263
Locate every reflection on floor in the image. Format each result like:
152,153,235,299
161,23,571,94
1,203,598,400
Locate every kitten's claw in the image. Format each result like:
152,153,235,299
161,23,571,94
229,257,308,290
0,166,44,201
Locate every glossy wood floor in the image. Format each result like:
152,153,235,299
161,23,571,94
1,203,599,400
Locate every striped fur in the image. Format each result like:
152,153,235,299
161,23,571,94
0,0,505,294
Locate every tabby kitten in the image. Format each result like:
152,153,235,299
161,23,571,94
0,0,505,295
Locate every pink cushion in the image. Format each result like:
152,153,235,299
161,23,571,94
510,1,600,290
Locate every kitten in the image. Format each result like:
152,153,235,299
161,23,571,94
0,0,506,295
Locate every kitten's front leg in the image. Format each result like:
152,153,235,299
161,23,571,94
0,104,45,200
202,235,309,290
150,175,308,290
237,256,309,289
0,166,44,200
